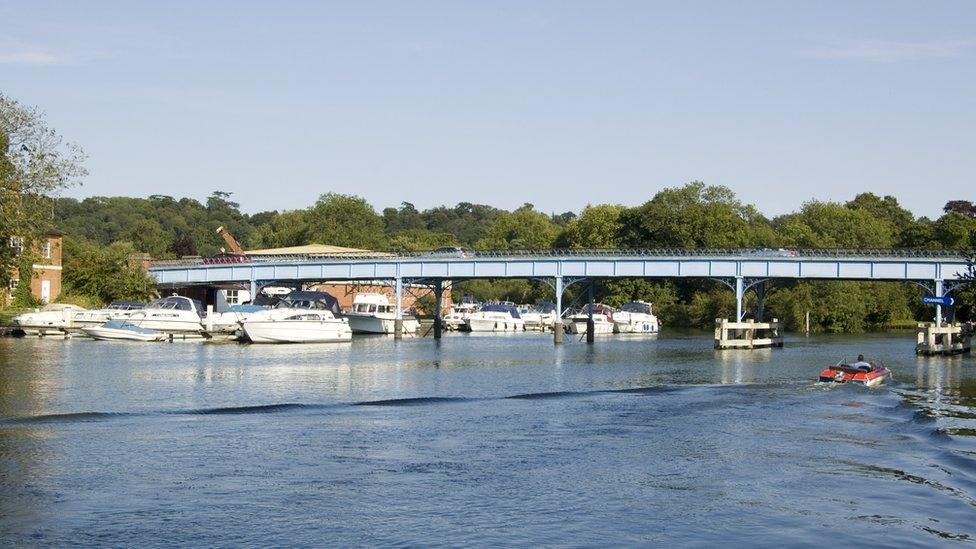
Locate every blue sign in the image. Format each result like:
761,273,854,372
922,296,955,306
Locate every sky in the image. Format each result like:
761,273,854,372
2,1,974,218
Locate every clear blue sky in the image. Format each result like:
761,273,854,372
2,1,973,218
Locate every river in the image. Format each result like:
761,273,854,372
1,332,974,546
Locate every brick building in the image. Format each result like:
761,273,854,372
6,231,63,304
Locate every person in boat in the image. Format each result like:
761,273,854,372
852,354,872,371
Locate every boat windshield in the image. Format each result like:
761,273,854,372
147,297,196,311
274,291,342,316
480,303,520,318
620,302,652,314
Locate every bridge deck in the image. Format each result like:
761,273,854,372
149,249,972,286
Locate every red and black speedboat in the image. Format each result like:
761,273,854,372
818,359,891,387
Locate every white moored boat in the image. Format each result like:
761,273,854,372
124,296,205,336
12,304,88,336
612,301,660,334
443,298,479,331
464,303,525,332
563,304,616,335
518,302,557,331
344,293,419,335
242,291,352,343
67,301,146,333
82,319,167,342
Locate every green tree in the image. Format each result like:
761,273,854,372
776,201,894,248
386,229,458,252
619,182,763,248
476,207,559,249
557,204,625,248
61,238,157,304
306,193,386,250
1,95,86,295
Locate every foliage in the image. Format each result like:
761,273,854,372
61,238,157,304
1,94,86,291
11,275,41,308
307,193,387,250
618,182,765,248
557,204,625,248
476,206,559,249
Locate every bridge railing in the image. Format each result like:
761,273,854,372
148,248,970,269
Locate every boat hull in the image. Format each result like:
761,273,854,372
564,318,614,335
82,326,167,342
613,320,660,334
464,317,525,332
818,367,892,387
243,320,352,343
346,314,419,335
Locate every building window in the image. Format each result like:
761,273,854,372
9,237,24,255
225,290,240,305
42,240,52,259
7,278,17,301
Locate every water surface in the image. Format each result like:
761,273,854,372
1,332,975,545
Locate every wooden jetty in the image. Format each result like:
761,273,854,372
714,318,784,350
915,322,972,356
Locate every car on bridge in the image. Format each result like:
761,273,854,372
744,248,799,258
425,246,474,258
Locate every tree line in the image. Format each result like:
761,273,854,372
50,183,976,330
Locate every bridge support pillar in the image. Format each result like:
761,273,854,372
935,279,944,328
735,276,744,322
433,280,443,339
394,276,403,340
553,276,564,344
755,281,766,322
586,280,595,344
249,277,257,303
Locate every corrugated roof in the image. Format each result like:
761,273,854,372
244,244,391,257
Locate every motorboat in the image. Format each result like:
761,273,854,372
124,296,205,336
68,301,146,331
12,303,88,336
463,303,525,332
563,304,616,335
344,293,419,334
818,359,892,387
82,319,167,342
443,298,480,331
518,302,557,331
202,304,266,341
613,301,660,334
241,291,352,343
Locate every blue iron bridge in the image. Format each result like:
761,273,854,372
149,249,973,323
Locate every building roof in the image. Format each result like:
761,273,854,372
244,244,392,257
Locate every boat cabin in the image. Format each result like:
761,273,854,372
620,302,653,315
480,303,521,318
350,293,396,315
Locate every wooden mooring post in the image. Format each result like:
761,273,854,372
915,322,972,356
714,318,784,350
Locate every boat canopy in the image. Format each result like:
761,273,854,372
147,296,201,312
534,301,556,313
275,291,342,316
620,302,652,314
480,303,520,318
580,303,615,315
